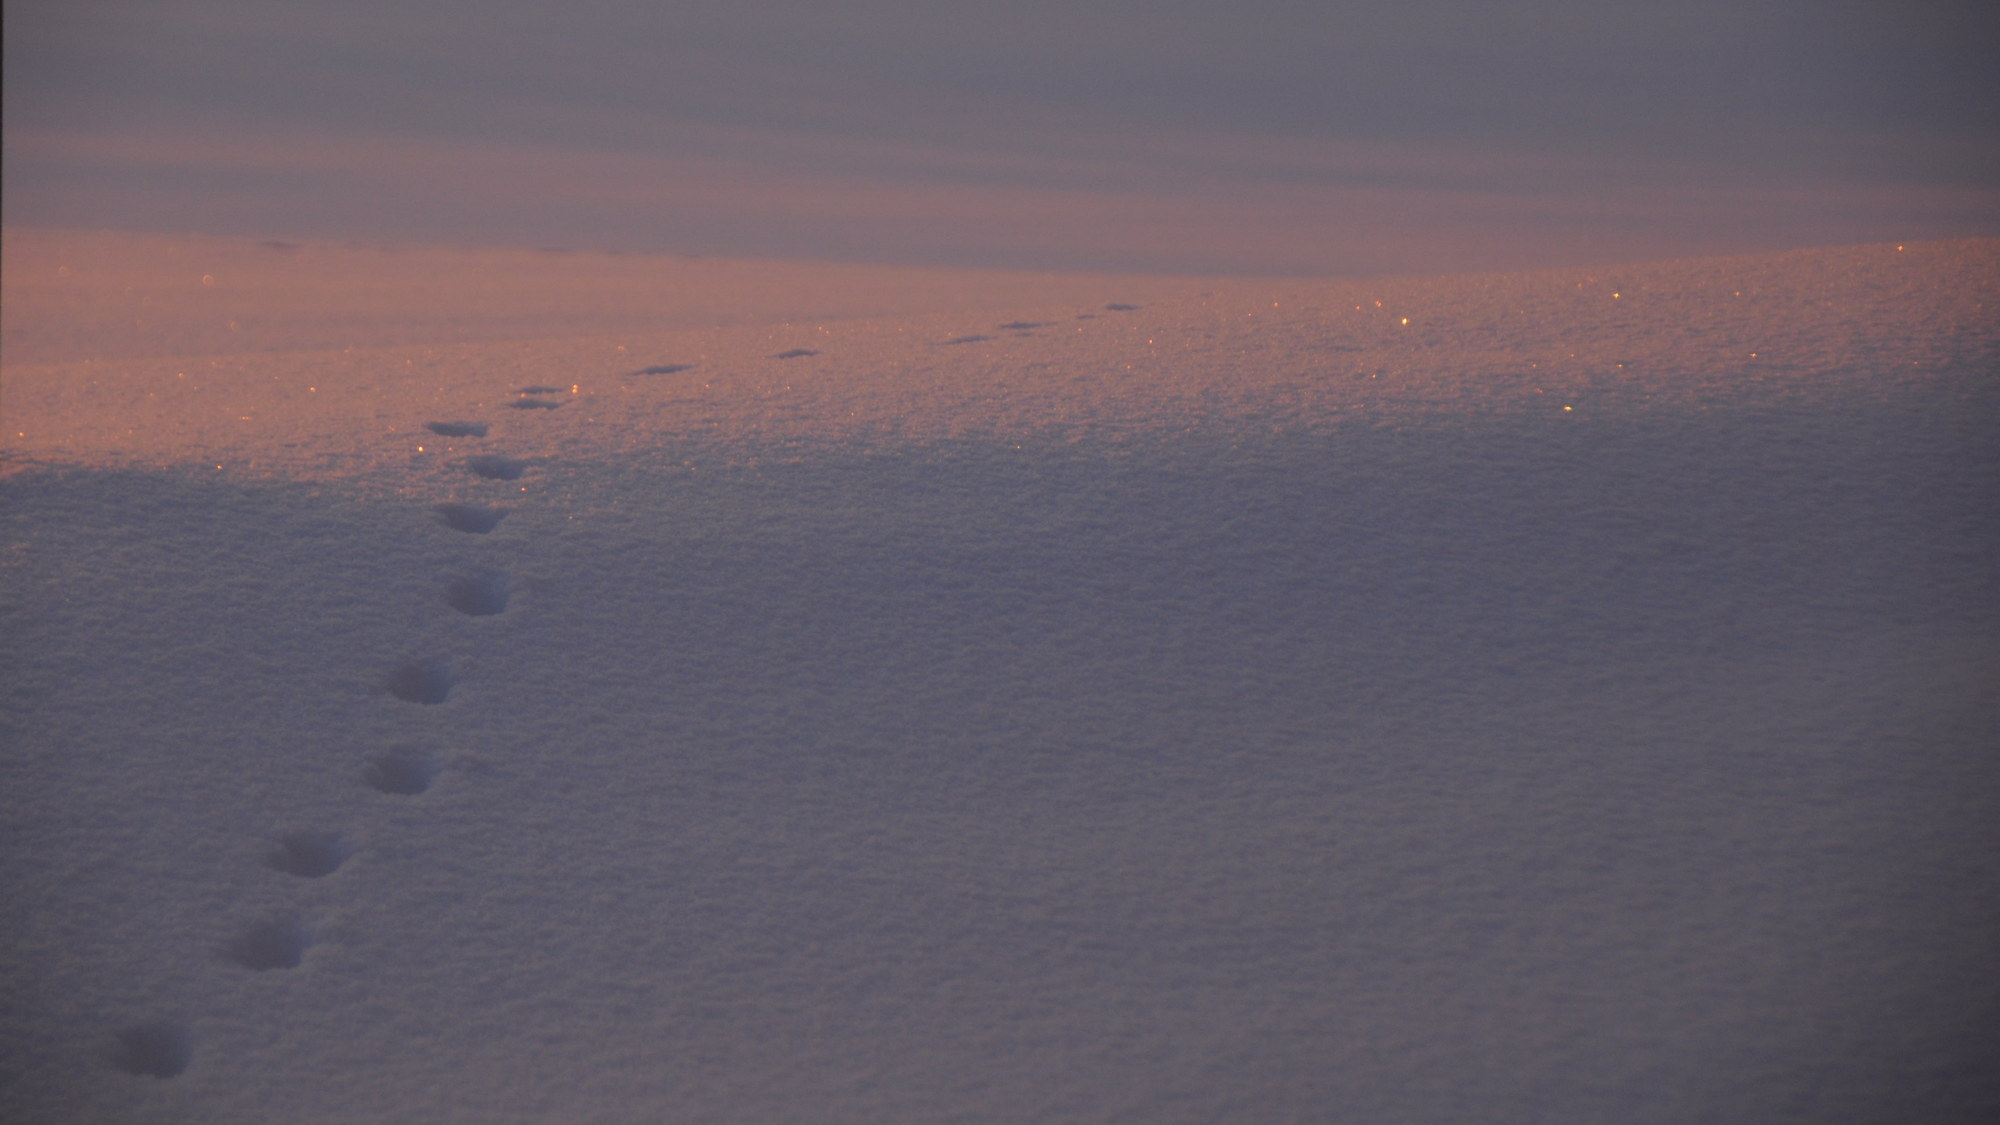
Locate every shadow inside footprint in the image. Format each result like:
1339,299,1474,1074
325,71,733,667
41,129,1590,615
269,831,352,878
229,919,310,971
435,504,506,533
998,321,1046,330
466,455,527,480
509,398,562,410
365,748,437,795
446,569,511,616
773,349,817,359
517,385,563,394
425,421,488,438
387,658,453,704
635,364,691,375
114,1022,192,1078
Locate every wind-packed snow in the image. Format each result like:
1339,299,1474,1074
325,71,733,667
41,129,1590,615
2,233,1996,1123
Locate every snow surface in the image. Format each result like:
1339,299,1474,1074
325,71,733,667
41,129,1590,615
2,232,1997,1123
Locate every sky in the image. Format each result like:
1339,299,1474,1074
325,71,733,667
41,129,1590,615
5,1,1998,274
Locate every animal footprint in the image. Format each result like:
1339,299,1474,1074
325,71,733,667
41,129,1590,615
228,919,310,971
634,364,691,375
998,321,1046,331
364,748,438,795
435,504,506,533
424,421,488,438
114,1022,192,1078
943,335,991,345
773,349,817,359
386,658,454,704
268,831,352,878
445,569,511,616
509,386,565,410
1105,303,1140,311
465,455,526,480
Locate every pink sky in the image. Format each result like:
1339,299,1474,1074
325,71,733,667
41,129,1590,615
5,2,1997,273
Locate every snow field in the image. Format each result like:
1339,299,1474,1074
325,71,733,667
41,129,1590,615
1,235,1996,1123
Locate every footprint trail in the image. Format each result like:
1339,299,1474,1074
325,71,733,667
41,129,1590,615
465,455,527,481
445,569,511,616
114,1023,193,1079
227,919,310,972
436,504,506,533
425,421,489,438
125,292,1149,1083
386,658,454,704
268,830,352,878
365,748,439,796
